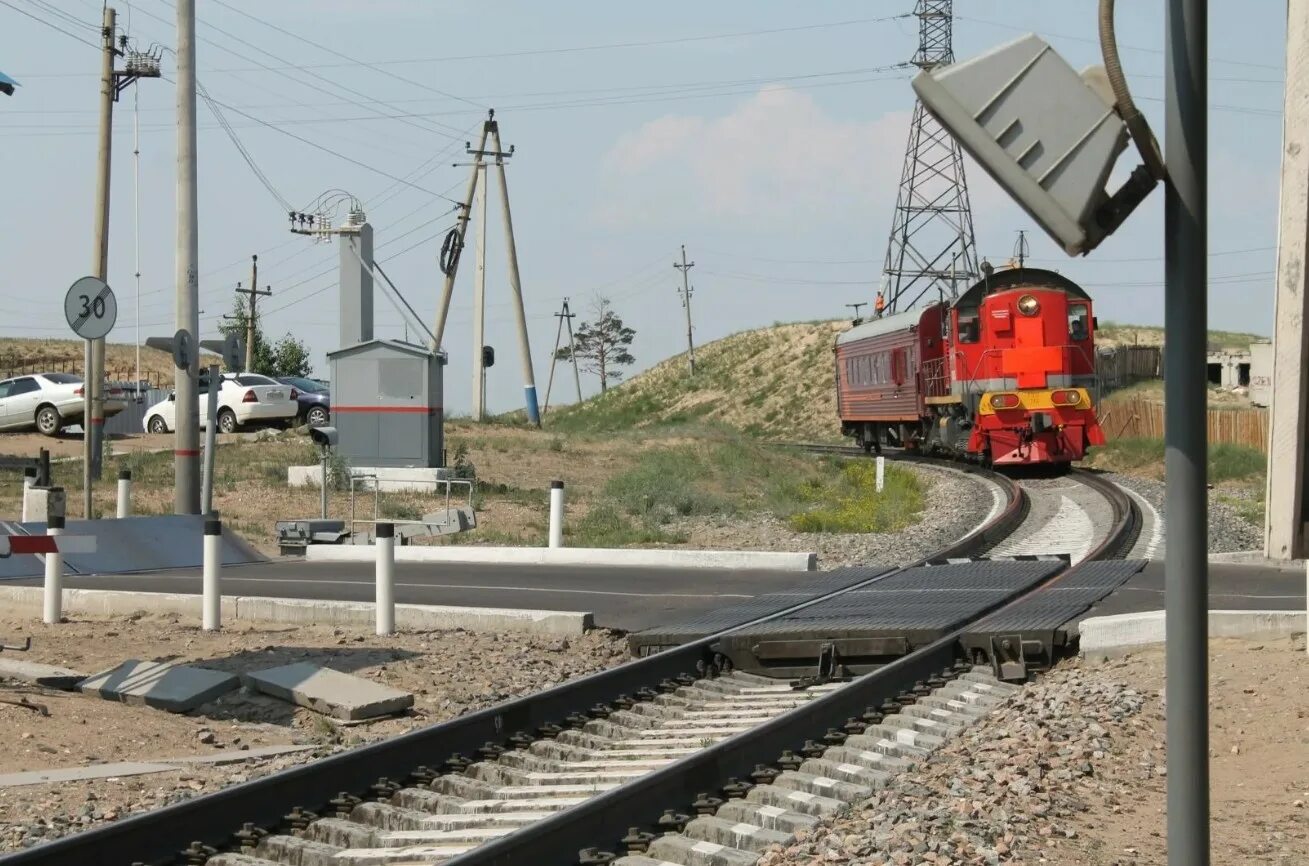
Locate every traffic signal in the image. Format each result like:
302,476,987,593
482,345,495,369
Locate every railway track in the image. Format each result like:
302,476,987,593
0,455,1139,866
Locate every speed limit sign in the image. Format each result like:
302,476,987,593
64,276,118,340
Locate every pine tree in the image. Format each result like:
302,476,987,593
556,296,635,394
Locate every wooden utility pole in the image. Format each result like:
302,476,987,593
673,245,696,375
542,298,580,415
235,256,270,372
563,298,582,403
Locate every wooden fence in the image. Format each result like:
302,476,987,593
1097,345,1163,394
1098,395,1269,452
0,355,160,390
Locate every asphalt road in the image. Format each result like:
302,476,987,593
9,560,818,632
1086,561,1305,618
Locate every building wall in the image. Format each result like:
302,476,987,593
1249,341,1273,407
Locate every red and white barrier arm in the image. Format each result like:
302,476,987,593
0,535,97,557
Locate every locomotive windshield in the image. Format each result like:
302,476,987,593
1068,303,1090,341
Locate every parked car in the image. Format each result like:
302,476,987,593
142,373,297,434
0,372,127,436
276,376,330,427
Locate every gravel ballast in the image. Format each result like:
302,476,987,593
1104,471,1261,553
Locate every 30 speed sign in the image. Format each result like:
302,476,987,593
64,276,118,340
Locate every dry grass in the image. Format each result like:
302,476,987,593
0,338,219,386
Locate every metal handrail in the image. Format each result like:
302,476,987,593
953,342,1099,396
347,471,474,539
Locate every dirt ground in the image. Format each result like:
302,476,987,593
0,612,627,850
1059,637,1309,864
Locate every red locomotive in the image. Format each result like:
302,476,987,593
834,266,1105,467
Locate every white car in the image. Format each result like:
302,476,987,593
143,373,298,434
0,372,127,436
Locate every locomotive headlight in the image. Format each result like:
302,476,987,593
1017,294,1040,316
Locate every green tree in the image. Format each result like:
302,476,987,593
218,296,314,377
556,296,635,394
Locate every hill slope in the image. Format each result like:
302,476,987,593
0,338,219,386
1095,322,1265,351
548,321,849,442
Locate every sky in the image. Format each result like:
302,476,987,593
0,0,1289,416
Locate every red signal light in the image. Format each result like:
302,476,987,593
242,390,258,403
1051,389,1082,406
989,393,1021,410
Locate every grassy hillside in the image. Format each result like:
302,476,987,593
0,338,218,385
1096,322,1265,351
547,321,849,442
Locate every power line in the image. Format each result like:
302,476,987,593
196,79,294,212
208,0,486,111
0,0,99,48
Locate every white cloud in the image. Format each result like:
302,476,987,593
594,86,912,228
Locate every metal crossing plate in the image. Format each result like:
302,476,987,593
968,559,1147,632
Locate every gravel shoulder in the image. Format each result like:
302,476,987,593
766,636,1308,866
1102,471,1262,553
667,462,998,569
0,613,627,851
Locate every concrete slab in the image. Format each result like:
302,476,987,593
306,543,818,572
156,744,318,765
288,464,450,492
18,514,266,574
0,762,180,787
0,587,591,636
0,657,87,690
1079,609,1307,657
244,662,414,721
78,659,240,713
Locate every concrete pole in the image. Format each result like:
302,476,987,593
1164,1,1210,863
202,517,221,630
1264,2,1309,564
472,163,487,422
116,469,132,518
21,468,35,523
200,365,219,515
175,0,201,514
565,301,583,404
548,480,564,548
489,126,541,426
42,515,64,624
245,255,257,372
87,5,117,517
375,522,395,635
320,449,329,520
676,245,696,376
432,124,491,349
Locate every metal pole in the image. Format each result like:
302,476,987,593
175,0,201,514
472,164,487,422
42,515,64,625
200,365,219,515
548,480,564,548
116,469,132,518
320,448,329,520
565,300,582,404
488,124,541,426
88,5,117,516
432,124,491,349
202,517,221,630
375,522,395,635
1164,0,1209,863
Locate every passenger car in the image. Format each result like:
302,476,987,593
142,373,297,434
276,376,330,426
835,266,1105,466
0,372,127,436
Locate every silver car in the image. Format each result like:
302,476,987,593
0,372,127,436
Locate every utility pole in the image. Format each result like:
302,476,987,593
845,302,867,322
1265,2,1309,574
471,163,487,422
234,256,271,372
1164,0,1209,863
673,245,696,375
542,298,579,415
175,0,201,514
87,6,158,518
432,124,490,348
1013,229,1029,268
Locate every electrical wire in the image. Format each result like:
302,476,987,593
0,0,99,48
197,79,294,212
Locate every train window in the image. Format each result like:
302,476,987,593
891,349,907,386
958,315,979,343
1069,303,1090,341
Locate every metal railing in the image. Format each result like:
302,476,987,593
347,471,474,539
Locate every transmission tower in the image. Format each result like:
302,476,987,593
880,0,979,314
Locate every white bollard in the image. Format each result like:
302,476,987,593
202,518,222,631
548,480,565,548
375,522,395,636
42,515,64,624
116,468,132,518
875,455,885,493
21,469,35,523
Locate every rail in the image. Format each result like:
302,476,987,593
0,458,1024,866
